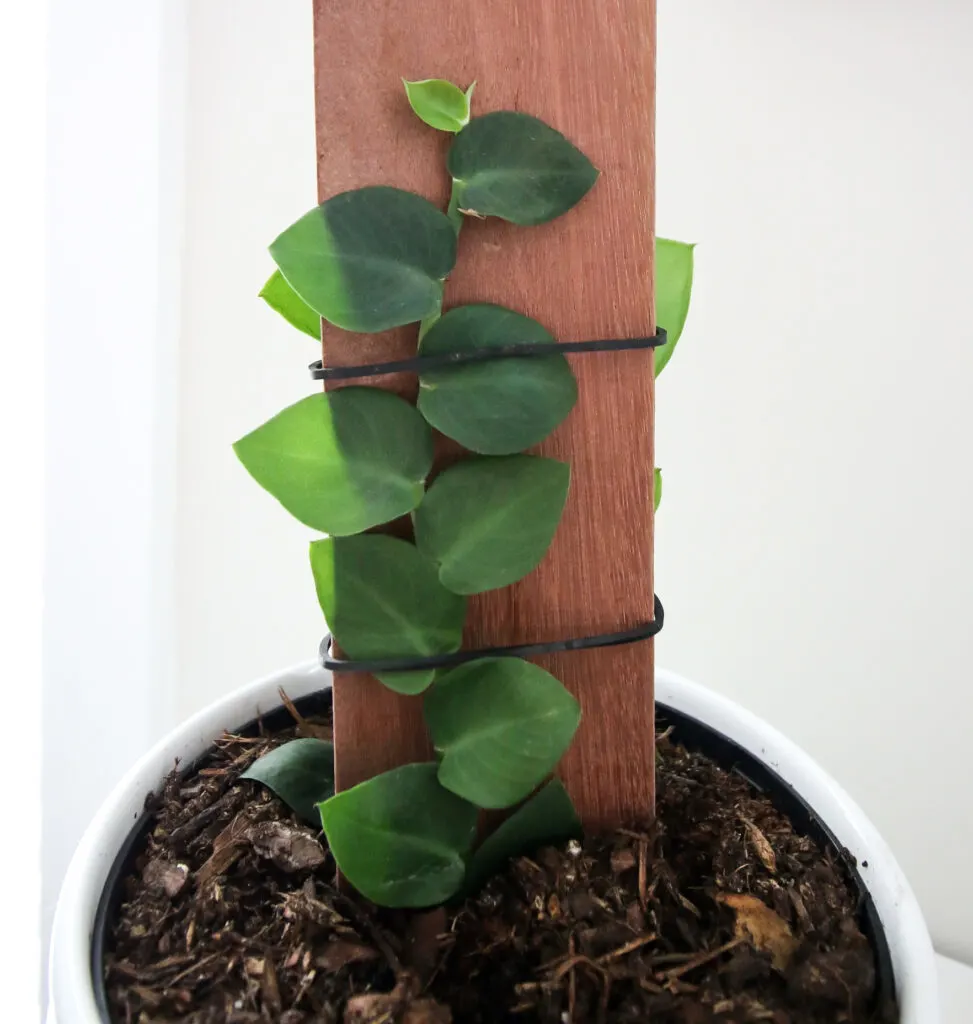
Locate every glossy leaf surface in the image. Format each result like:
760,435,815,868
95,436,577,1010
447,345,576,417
418,304,577,455
448,113,597,226
269,187,457,333
241,738,335,825
414,455,569,594
654,238,694,375
403,78,473,133
259,269,321,339
310,535,465,694
234,388,433,536
425,657,581,809
318,763,477,907
465,779,581,893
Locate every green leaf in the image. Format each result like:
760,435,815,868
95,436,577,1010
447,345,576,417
654,468,662,511
318,763,477,908
233,388,433,536
417,304,577,455
447,112,598,226
259,269,321,339
465,779,581,893
403,78,473,133
414,455,569,594
654,238,695,375
269,187,457,333
241,738,335,825
310,535,466,695
425,657,581,809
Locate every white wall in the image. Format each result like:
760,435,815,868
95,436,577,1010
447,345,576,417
4,3,48,1017
655,1,973,963
175,3,323,716
175,1,973,960
43,0,186,990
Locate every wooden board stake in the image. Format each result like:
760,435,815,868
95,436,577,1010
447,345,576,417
314,0,657,828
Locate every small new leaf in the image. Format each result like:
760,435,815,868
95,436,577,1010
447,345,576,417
425,657,581,809
654,238,695,375
310,535,466,695
319,763,478,908
241,738,335,825
414,455,570,594
259,269,321,339
448,112,598,226
465,779,581,894
269,187,457,333
403,78,473,133
233,388,433,536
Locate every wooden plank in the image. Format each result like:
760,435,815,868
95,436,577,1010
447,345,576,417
314,0,657,827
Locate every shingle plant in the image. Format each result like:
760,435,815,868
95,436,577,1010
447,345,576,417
235,78,694,908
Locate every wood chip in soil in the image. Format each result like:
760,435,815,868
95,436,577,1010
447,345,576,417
104,708,895,1023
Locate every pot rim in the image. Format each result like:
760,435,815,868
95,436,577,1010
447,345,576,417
49,663,938,1023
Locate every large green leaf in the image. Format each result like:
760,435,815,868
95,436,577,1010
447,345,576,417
310,535,466,695
269,187,457,333
425,657,581,809
417,304,577,455
654,468,662,511
403,78,474,133
465,779,581,893
447,113,598,226
318,763,477,907
259,269,321,339
233,388,433,536
241,738,335,825
654,238,694,375
414,455,569,594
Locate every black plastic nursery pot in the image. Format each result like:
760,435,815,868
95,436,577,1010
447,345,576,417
87,684,896,1022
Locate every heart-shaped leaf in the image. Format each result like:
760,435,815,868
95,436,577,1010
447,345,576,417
447,112,598,226
465,779,581,893
310,535,466,695
269,187,457,333
234,388,433,536
414,455,569,594
425,657,581,809
417,304,577,454
318,762,478,907
259,269,321,339
654,238,695,375
403,78,474,133
241,738,335,825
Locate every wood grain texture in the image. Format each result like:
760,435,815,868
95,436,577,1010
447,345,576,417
313,0,657,827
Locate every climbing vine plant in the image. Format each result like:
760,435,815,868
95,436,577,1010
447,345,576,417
237,78,694,908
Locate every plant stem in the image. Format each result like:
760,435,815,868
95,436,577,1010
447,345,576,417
418,179,466,342
418,310,440,342
446,178,465,235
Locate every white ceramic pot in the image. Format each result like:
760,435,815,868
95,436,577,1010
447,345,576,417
49,663,939,1023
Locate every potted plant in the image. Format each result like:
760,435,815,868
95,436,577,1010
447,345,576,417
50,60,937,1024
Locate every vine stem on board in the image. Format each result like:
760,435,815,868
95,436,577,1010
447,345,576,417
418,179,466,342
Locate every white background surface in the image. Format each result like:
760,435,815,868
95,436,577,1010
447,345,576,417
938,955,973,1022
43,0,973,980
653,2,973,963
2,0,45,1018
42,0,187,993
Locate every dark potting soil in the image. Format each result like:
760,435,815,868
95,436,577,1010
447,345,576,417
103,701,895,1024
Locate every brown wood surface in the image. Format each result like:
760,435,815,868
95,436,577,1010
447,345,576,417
314,0,657,828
